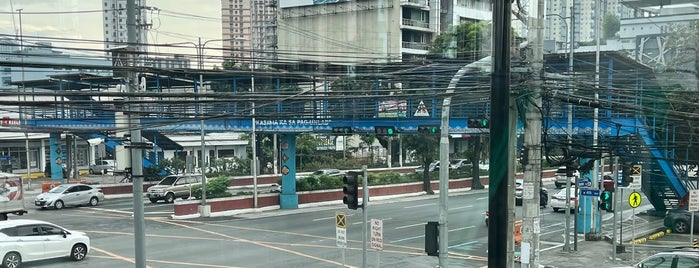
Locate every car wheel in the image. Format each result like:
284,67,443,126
553,207,559,212
181,195,189,200
54,200,65,210
89,169,94,175
0,213,7,221
555,183,562,188
2,252,21,268
89,197,99,206
70,244,88,261
164,193,175,203
149,198,159,203
673,220,690,234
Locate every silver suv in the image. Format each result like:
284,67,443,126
146,174,203,203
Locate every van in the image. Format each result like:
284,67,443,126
146,174,204,203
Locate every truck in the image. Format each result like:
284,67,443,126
0,172,27,220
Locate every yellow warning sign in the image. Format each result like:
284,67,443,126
629,191,642,208
336,212,346,229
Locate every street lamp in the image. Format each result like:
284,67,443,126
546,10,575,252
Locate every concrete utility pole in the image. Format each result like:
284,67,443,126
522,0,545,265
127,1,146,267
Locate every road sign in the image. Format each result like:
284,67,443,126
632,165,642,175
580,189,600,196
336,212,346,228
0,156,10,161
578,180,591,188
689,189,699,212
629,191,642,208
336,212,347,248
370,219,383,251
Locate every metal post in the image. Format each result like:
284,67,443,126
489,0,513,266
691,212,695,247
612,156,618,261
362,165,368,268
632,207,636,262
198,37,208,207
251,43,258,208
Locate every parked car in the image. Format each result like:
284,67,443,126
146,174,203,203
34,184,104,210
664,206,699,234
550,187,577,212
514,179,548,207
449,159,472,170
0,219,90,268
89,159,115,175
415,161,440,173
633,250,699,267
311,169,343,177
554,166,579,188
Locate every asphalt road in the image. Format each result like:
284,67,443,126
6,180,669,268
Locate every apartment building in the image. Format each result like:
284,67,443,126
221,0,277,68
102,0,149,52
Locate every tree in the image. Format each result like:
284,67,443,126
402,133,439,194
602,13,620,40
462,137,486,190
429,21,488,60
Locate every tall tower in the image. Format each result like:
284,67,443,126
102,0,149,52
221,0,276,68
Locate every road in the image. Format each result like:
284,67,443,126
8,180,668,267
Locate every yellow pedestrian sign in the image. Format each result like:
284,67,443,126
629,191,642,208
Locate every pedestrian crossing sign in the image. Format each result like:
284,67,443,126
414,101,429,117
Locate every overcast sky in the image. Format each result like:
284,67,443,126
0,0,222,56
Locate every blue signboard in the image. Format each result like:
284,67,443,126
580,189,600,196
0,156,11,161
578,180,591,188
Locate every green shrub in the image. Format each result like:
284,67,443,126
191,177,234,199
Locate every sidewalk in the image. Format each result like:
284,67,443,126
537,214,666,268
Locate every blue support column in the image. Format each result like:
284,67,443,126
49,133,65,182
576,158,601,234
280,134,298,209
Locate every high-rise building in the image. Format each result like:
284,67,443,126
267,0,491,65
221,0,277,68
543,0,634,51
102,0,149,52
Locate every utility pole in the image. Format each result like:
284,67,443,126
522,0,545,265
489,0,514,266
127,1,146,267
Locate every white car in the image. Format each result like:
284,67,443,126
0,219,90,268
550,187,577,212
89,159,115,175
34,184,105,209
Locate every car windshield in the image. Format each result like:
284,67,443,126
158,176,178,185
48,184,70,193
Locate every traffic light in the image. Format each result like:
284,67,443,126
467,118,489,128
332,126,353,135
518,147,529,166
342,172,361,210
418,125,440,134
621,163,633,187
599,190,613,212
375,126,397,135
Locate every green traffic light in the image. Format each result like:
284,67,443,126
387,128,394,135
481,120,487,127
430,127,437,133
